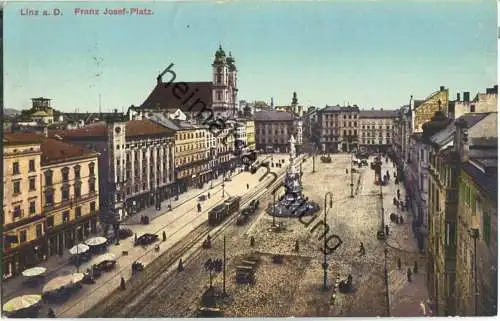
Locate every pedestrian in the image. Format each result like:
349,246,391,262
48,308,56,318
407,267,412,282
247,183,249,190
134,233,137,244
207,192,210,199
197,203,202,212
397,189,401,199
295,240,300,252
359,242,365,255
120,276,126,290
346,168,349,174
385,224,389,235
250,236,255,247
178,258,184,272
400,216,404,224
397,257,402,270
162,231,166,242
414,261,418,274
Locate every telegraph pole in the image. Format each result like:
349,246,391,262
223,235,227,296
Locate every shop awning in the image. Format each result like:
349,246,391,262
3,294,41,313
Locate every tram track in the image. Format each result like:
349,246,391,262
83,158,302,317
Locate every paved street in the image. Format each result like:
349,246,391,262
1,154,291,318
88,153,430,317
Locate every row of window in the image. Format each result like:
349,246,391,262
11,200,96,230
44,163,95,186
361,140,389,145
12,176,38,195
44,180,96,206
176,131,206,141
176,143,206,153
12,159,37,175
323,114,358,119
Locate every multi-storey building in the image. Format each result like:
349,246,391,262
358,109,397,153
455,138,497,316
42,138,100,258
317,105,359,152
243,119,256,151
451,85,498,120
338,105,360,152
254,110,303,153
2,132,101,278
3,133,44,279
52,117,175,222
317,105,341,153
425,111,497,315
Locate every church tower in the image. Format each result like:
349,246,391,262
212,45,238,118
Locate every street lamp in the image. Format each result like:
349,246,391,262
384,247,390,316
322,192,333,290
469,228,480,316
272,189,277,227
347,136,354,198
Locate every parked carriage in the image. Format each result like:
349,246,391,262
208,196,241,226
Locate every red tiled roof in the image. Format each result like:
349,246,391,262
4,132,44,145
140,81,213,112
125,119,175,137
40,138,98,165
48,120,174,139
49,123,108,139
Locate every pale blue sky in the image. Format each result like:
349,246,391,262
4,0,497,112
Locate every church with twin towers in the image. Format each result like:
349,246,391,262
133,45,239,120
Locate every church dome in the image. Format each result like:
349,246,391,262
215,45,226,58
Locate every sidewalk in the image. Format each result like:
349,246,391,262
380,160,420,253
2,156,291,317
378,158,429,317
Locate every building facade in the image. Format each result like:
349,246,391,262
2,132,101,278
254,110,303,153
425,112,497,316
452,86,498,120
358,109,397,153
455,148,497,316
42,138,100,258
51,118,176,223
3,134,44,279
243,119,256,151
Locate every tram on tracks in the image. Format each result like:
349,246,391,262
208,196,241,226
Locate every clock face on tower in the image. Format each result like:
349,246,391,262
115,126,121,134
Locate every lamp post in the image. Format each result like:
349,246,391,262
384,247,390,316
349,136,354,198
223,235,227,296
322,192,333,290
312,144,317,173
470,228,479,316
272,189,277,227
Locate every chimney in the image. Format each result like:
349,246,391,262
157,75,162,85
43,126,49,138
454,118,469,162
456,93,460,101
440,86,445,91
463,92,470,102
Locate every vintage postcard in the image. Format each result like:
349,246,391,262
1,0,497,318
